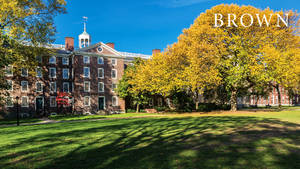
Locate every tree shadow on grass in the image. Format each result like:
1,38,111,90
0,116,300,169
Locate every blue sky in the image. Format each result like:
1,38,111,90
54,0,299,55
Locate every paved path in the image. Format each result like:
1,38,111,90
0,115,165,127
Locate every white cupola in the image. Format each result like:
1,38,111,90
79,16,91,48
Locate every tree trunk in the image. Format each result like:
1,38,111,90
165,97,176,110
136,103,140,113
275,84,282,109
230,89,237,111
195,101,199,110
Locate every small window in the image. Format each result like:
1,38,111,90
84,81,90,92
63,82,69,93
98,57,104,64
21,81,28,92
49,56,56,64
98,68,104,78
21,68,28,77
98,82,104,92
5,66,13,76
63,69,69,79
36,56,42,63
83,56,90,64
6,97,13,107
50,82,56,92
21,96,29,107
50,96,57,107
112,83,117,92
83,67,90,78
111,69,117,79
36,82,43,92
7,80,13,91
49,67,56,78
36,67,42,78
84,96,90,106
112,96,118,106
62,57,69,65
111,59,117,65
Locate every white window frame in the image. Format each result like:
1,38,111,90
112,96,118,106
36,67,42,78
21,68,28,77
21,96,29,107
21,81,28,92
111,69,117,79
111,58,117,66
98,68,104,79
6,96,14,107
36,82,43,92
62,57,69,65
112,83,117,92
49,56,56,64
98,57,104,64
5,65,13,77
84,96,90,106
83,67,90,78
84,81,90,92
7,80,13,91
63,68,69,79
49,67,56,78
50,82,57,93
63,82,70,93
50,96,57,107
98,82,104,93
83,56,90,64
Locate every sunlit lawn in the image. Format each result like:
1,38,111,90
0,107,299,169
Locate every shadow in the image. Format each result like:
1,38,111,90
0,116,299,169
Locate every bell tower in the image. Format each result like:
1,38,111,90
79,16,91,48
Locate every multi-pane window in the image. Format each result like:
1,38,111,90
49,67,56,78
6,97,13,107
112,96,118,106
98,68,104,78
21,96,29,107
5,66,13,76
62,57,69,65
36,56,42,63
50,82,56,92
83,67,90,78
111,69,117,79
21,68,28,77
84,96,90,106
21,81,28,92
98,82,104,92
111,59,117,65
63,69,69,79
84,81,90,92
63,82,69,93
112,83,117,92
98,57,104,64
36,82,43,92
83,56,90,64
7,80,13,91
50,96,57,107
36,67,42,78
49,56,56,64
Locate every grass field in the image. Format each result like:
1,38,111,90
0,107,299,169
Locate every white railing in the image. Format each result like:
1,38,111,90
120,52,151,59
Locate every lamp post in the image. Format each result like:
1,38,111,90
16,96,20,126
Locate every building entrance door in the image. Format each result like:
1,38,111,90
36,97,44,115
98,97,105,110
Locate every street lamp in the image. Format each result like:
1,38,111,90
16,96,20,126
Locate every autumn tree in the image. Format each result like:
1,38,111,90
0,0,66,100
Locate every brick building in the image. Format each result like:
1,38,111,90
1,24,152,118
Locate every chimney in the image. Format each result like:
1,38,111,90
65,37,74,51
106,42,115,49
152,49,161,55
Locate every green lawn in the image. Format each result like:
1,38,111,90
0,118,42,126
0,108,299,169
